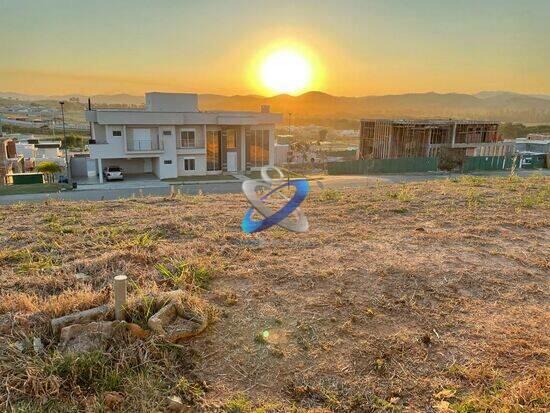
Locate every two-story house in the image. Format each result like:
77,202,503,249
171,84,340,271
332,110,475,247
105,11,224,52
85,92,282,182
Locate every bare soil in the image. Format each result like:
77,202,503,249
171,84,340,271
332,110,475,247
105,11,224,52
0,175,548,412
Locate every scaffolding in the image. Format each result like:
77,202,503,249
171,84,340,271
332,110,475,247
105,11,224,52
359,119,500,159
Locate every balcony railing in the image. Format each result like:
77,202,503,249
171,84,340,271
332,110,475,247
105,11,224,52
127,135,163,151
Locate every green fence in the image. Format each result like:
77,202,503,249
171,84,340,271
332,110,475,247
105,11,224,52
519,154,547,169
327,157,438,175
328,155,547,175
461,156,520,173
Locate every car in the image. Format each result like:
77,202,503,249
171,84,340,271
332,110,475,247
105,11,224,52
103,166,124,181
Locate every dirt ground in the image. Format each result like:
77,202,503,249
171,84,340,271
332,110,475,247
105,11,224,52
0,175,548,412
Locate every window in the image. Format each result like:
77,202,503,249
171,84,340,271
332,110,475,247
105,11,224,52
247,129,270,167
179,130,195,148
207,131,221,171
226,129,236,149
184,158,195,171
112,130,122,137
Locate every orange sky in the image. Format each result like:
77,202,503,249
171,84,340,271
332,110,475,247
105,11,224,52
1,0,549,96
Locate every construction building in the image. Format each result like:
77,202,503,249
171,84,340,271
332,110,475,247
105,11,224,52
359,119,504,159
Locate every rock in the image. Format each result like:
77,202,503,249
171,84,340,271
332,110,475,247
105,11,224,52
51,305,110,336
148,303,177,335
164,316,204,342
148,302,207,343
75,272,90,281
59,320,125,353
33,337,44,353
166,396,186,413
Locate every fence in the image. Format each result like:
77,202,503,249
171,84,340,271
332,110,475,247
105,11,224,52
327,157,438,175
328,155,546,175
461,156,519,173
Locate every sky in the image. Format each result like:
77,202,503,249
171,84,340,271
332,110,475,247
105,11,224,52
0,0,549,96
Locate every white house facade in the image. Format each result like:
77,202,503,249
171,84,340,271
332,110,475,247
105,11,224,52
85,92,282,182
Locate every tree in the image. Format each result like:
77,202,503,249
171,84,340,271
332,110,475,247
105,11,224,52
36,161,62,183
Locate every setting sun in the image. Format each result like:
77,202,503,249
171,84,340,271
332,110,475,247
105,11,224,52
260,49,312,95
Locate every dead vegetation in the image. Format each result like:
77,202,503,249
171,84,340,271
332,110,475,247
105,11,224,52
0,175,549,412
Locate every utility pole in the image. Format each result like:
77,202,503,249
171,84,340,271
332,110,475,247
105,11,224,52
59,101,71,182
288,112,292,136
88,98,92,141
287,112,292,186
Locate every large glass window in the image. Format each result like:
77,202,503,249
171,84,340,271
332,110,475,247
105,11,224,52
207,131,221,171
179,130,195,148
247,130,270,167
226,129,236,149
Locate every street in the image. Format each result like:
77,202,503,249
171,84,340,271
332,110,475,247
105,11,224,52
0,170,547,204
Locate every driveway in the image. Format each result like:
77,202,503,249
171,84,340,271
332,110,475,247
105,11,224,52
74,173,167,190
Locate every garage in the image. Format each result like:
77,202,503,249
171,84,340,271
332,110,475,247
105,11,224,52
103,158,154,176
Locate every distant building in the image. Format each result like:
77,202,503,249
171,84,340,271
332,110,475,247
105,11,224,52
274,143,289,166
358,119,507,159
9,135,66,169
34,141,65,167
0,137,23,183
85,92,282,182
526,133,550,141
515,138,550,154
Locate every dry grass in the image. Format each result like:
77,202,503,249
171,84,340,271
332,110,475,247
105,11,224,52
0,175,549,412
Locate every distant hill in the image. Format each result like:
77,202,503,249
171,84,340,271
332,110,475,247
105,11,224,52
2,90,550,123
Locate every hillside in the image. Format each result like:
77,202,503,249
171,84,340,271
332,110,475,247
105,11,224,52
3,91,550,123
0,176,548,411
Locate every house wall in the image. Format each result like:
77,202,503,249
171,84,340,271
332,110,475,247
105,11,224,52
71,157,89,177
146,92,198,112
152,157,161,178
177,154,207,176
92,124,107,144
158,126,178,179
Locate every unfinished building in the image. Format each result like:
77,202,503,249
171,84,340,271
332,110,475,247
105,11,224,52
359,119,503,159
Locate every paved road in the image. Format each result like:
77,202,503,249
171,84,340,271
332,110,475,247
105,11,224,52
0,170,547,204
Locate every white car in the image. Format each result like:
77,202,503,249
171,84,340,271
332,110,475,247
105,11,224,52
103,166,124,181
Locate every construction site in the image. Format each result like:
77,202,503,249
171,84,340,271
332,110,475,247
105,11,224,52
359,119,504,159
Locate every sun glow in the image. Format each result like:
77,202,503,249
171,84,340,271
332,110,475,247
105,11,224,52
260,48,313,95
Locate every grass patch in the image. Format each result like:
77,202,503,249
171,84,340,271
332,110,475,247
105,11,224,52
388,186,415,202
517,186,550,208
0,248,58,274
318,189,343,202
454,175,488,187
449,366,549,413
465,188,484,209
45,351,124,392
0,183,71,195
155,259,214,290
224,394,253,412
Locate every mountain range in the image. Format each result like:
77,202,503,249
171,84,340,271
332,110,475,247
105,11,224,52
2,90,550,123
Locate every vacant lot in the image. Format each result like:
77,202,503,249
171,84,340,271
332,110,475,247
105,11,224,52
0,175,548,412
